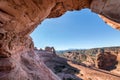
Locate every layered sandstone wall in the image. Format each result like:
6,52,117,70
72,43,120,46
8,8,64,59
0,0,120,80
90,0,120,30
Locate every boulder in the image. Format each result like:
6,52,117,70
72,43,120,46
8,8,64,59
96,52,118,71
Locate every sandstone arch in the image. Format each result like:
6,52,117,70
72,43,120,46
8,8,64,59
0,0,120,80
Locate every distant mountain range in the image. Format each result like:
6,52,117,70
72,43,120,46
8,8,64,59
56,46,120,54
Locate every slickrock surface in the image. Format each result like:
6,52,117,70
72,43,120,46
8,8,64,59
36,49,82,80
0,50,60,80
68,61,120,80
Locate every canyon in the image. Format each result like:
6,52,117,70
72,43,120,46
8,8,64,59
0,0,120,80
59,47,120,75
60,47,120,67
37,47,120,80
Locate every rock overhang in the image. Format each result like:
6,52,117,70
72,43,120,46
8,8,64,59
0,0,120,80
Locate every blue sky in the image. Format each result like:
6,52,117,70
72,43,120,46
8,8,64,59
30,9,120,50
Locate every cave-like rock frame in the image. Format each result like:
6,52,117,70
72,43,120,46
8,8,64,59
0,0,120,80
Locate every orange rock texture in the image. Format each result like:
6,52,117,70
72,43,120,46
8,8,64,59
0,0,120,80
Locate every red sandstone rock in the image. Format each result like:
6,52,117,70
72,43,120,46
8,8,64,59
96,52,118,71
0,0,120,80
68,61,120,80
0,51,60,80
90,0,120,30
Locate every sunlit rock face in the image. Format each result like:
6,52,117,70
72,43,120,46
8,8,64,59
0,0,91,80
0,0,120,80
0,30,60,80
99,15,120,30
90,0,120,30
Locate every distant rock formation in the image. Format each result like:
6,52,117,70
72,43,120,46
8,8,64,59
96,51,118,71
45,46,56,56
60,47,120,71
83,55,95,67
37,49,120,80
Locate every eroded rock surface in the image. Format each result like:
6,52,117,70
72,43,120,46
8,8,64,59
0,0,91,79
68,61,120,80
0,0,120,80
0,30,60,80
96,51,118,71
0,51,60,80
36,49,120,80
60,47,120,72
91,0,120,30
36,49,81,80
